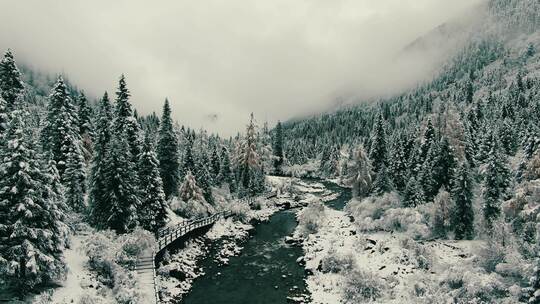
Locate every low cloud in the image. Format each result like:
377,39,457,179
0,0,484,135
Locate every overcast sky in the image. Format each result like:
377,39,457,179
0,0,483,135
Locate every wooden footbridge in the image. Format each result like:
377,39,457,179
136,191,277,303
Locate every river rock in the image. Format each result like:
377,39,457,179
285,236,300,245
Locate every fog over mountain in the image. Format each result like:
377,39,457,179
0,0,483,135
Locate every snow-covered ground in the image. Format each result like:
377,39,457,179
295,205,487,303
50,234,92,303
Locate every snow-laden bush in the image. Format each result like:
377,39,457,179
398,237,433,270
32,291,52,304
345,192,400,231
441,265,509,302
342,269,385,303
282,159,320,178
346,192,430,239
428,188,454,238
170,197,215,218
297,201,326,236
116,228,155,268
320,247,355,273
83,229,155,303
78,292,112,304
477,218,530,280
251,196,269,211
380,208,430,240
266,176,293,195
462,270,508,301
228,200,251,223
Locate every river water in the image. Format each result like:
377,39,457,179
182,180,351,304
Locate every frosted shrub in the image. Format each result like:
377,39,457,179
116,228,155,268
266,176,293,195
342,269,385,303
381,208,430,239
32,291,52,304
251,197,268,210
398,237,432,270
345,192,400,231
85,231,118,286
170,197,215,218
283,160,320,178
441,266,508,302
78,292,111,304
477,219,527,276
83,230,151,303
228,200,251,223
320,248,355,273
442,266,465,289
462,270,507,301
297,201,326,236
112,268,147,304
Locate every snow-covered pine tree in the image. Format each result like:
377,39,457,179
89,93,113,227
113,75,143,168
476,127,494,165
179,170,206,203
416,118,436,171
403,176,425,207
433,137,457,191
369,113,387,175
372,163,393,196
419,144,439,202
138,134,168,232
64,143,86,212
43,153,66,211
482,139,510,230
157,99,180,199
348,145,372,198
273,120,284,174
77,91,94,163
452,162,475,240
218,146,235,191
239,113,263,196
319,146,330,174
103,130,140,233
195,149,214,204
0,49,24,110
259,121,273,174
389,135,408,192
210,146,221,183
498,119,517,155
0,110,68,295
41,76,81,178
464,123,477,167
181,137,196,181
0,95,8,135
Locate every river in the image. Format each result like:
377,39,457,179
182,180,351,304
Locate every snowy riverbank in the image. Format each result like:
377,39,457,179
157,176,329,303
295,204,488,303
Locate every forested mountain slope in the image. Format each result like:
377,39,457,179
277,1,540,302
281,0,540,171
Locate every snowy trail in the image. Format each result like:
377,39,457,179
50,234,91,303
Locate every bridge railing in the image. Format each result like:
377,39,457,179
155,191,277,251
149,191,276,304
